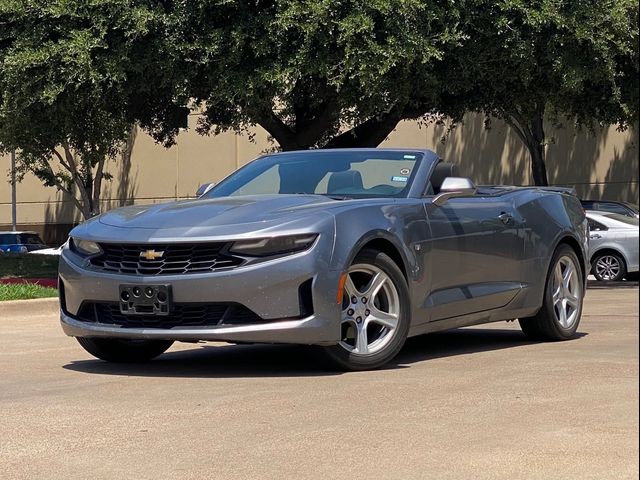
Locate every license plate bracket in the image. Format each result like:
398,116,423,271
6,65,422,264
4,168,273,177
119,284,172,316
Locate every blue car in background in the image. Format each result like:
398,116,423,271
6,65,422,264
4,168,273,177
0,231,47,253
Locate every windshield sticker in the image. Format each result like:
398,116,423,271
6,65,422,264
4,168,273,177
391,176,408,182
403,154,416,159
400,168,411,175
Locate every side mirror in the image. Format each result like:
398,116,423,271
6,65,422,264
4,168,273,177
433,177,476,206
196,182,215,197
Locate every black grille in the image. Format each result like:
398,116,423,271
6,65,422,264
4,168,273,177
75,302,264,328
90,243,244,275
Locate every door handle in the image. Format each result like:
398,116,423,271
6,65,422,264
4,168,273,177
590,234,602,239
498,212,513,224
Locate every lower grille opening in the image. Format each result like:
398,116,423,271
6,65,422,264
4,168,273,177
59,278,67,313
298,278,314,317
74,302,266,328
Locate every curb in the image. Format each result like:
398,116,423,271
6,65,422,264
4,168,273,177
0,297,59,316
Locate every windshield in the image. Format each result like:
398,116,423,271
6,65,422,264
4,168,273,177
21,234,45,245
205,150,423,199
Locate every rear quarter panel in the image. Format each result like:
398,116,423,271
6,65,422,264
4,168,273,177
516,190,588,307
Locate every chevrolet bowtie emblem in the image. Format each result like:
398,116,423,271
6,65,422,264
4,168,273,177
140,249,164,260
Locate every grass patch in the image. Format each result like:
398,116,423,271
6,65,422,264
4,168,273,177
0,253,58,279
0,283,58,301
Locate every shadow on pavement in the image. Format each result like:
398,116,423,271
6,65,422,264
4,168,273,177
396,328,587,366
62,327,588,379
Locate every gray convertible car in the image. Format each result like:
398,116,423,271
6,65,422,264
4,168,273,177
60,149,588,370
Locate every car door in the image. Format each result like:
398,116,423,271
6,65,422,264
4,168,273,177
587,218,608,254
423,194,525,321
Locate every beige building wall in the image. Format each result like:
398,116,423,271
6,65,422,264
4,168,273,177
1,113,638,243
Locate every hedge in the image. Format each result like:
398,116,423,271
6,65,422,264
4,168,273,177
0,253,59,279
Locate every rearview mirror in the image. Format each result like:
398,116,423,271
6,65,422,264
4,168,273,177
433,177,476,206
196,182,215,197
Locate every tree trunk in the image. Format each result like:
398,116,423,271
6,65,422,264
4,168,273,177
258,106,403,151
62,144,93,219
506,107,549,186
261,113,401,152
527,139,548,186
527,109,548,186
323,111,403,149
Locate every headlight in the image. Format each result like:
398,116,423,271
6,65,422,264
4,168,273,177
229,234,318,257
70,237,102,256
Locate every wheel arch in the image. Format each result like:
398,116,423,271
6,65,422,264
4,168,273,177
348,232,410,282
554,235,587,284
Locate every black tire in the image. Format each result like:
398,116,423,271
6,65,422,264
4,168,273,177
591,252,627,282
76,337,174,362
321,249,411,371
519,244,584,341
625,272,639,282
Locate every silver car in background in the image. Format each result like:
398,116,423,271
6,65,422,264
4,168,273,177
587,211,639,282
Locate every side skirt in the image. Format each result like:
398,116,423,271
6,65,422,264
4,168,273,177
408,306,540,337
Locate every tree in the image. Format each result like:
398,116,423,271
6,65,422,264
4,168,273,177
3,0,636,202
160,0,466,151
0,1,185,219
448,0,639,185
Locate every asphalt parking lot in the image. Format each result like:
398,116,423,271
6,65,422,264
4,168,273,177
1,283,638,480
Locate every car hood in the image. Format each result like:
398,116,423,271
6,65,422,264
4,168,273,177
69,194,360,243
98,195,340,229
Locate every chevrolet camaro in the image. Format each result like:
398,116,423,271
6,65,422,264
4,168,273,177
59,148,588,370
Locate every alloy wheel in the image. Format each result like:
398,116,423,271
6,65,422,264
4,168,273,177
339,264,400,355
551,256,582,328
595,255,621,281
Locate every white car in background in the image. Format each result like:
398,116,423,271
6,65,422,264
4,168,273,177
587,211,639,281
29,246,63,256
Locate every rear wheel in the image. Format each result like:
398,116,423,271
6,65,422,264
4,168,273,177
592,252,626,282
321,249,410,371
76,337,174,362
519,245,584,340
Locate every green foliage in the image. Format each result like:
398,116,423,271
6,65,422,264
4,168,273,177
163,0,638,159
1,1,638,191
167,0,466,149
464,0,637,121
0,253,58,278
0,283,57,301
448,0,639,184
0,1,184,217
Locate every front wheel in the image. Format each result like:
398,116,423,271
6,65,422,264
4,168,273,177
321,249,410,371
519,245,584,340
76,337,174,362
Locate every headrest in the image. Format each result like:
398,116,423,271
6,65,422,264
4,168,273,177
327,170,364,193
430,162,460,194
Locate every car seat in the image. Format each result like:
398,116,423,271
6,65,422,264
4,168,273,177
327,171,364,194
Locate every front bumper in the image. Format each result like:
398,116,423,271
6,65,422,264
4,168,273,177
59,242,342,346
60,311,337,345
